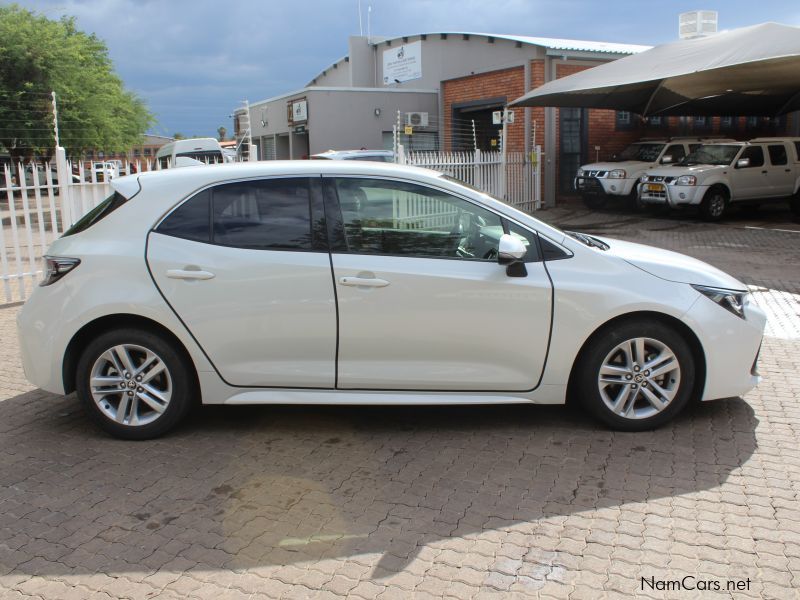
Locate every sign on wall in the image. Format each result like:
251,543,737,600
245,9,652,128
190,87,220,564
383,41,422,84
288,98,308,124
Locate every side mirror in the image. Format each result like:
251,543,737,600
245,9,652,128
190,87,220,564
660,155,673,164
736,158,750,169
498,234,526,265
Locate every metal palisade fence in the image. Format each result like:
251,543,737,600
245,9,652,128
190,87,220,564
0,149,154,305
398,147,542,214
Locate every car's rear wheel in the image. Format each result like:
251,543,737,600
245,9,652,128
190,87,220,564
790,192,800,221
700,187,728,221
576,320,695,431
75,328,195,440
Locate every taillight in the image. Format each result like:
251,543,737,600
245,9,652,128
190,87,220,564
40,256,81,286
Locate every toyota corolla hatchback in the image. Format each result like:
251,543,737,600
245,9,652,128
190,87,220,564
17,161,766,439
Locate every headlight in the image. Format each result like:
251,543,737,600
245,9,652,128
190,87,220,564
608,169,626,179
691,284,748,319
576,168,584,177
676,175,697,186
40,256,81,286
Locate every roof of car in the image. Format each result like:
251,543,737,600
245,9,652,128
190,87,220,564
113,160,445,198
312,149,394,158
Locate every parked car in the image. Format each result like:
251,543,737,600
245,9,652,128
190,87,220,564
1,164,80,198
639,137,800,220
155,138,226,169
91,161,120,182
311,149,395,162
17,161,765,439
575,138,734,209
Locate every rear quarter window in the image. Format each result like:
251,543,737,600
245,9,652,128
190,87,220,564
63,191,130,237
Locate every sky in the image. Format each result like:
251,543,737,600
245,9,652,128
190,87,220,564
9,0,800,138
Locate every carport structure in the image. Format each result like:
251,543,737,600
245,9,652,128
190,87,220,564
510,22,800,118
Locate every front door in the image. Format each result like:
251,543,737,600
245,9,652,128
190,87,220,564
326,177,552,391
731,145,770,200
146,177,337,388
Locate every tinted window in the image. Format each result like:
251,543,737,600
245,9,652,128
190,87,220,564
664,144,686,162
795,142,800,162
212,178,312,250
63,192,129,237
539,236,571,261
334,178,503,260
176,150,224,164
768,144,788,166
740,146,765,167
157,190,210,242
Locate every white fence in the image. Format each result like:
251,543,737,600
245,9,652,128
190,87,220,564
399,147,542,214
0,151,134,305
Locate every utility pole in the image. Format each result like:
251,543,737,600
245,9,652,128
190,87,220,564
51,91,60,149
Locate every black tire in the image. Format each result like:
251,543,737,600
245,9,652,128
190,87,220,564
75,328,196,440
575,319,696,431
790,193,800,221
700,186,729,221
582,194,607,209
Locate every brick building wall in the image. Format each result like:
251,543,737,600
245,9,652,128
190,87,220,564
442,66,526,152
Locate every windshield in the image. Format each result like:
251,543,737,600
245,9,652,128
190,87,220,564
616,143,665,162
677,144,740,166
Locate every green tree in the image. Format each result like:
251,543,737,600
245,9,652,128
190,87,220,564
217,126,227,141
0,4,153,159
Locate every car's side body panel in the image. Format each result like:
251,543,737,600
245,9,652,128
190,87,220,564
146,233,338,388
332,253,553,391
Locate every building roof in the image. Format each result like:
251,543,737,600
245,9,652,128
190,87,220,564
306,32,650,86
469,33,651,55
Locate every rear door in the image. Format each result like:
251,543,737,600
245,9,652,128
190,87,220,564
766,143,794,196
325,176,553,391
147,176,337,388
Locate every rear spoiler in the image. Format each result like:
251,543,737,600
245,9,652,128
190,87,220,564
110,175,141,199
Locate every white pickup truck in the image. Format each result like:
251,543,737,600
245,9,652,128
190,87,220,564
573,138,733,209
639,137,800,220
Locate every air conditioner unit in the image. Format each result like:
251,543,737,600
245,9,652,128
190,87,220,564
405,112,429,127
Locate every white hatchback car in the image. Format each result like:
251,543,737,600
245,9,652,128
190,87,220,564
17,162,766,439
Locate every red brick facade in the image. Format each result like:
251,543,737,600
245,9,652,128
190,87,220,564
442,66,526,152
442,59,794,201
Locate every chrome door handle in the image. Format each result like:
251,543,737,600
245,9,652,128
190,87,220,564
166,269,215,280
338,276,390,288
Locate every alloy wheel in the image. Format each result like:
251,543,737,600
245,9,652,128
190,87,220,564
90,344,173,426
597,337,681,420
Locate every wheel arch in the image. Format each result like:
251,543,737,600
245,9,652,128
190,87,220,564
566,310,706,404
62,313,199,396
703,182,731,200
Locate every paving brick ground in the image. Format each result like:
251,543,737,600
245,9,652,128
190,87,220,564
1,204,799,599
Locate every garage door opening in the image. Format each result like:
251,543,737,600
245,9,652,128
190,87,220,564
451,97,505,152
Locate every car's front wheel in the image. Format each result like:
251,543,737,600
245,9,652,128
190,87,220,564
700,187,728,221
576,320,696,431
75,328,195,439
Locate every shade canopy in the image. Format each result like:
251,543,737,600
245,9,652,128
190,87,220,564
510,23,800,116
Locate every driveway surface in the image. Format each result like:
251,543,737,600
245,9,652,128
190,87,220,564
1,203,799,599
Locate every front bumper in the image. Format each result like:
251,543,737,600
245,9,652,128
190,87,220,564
639,182,708,207
575,176,637,197
682,292,766,401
